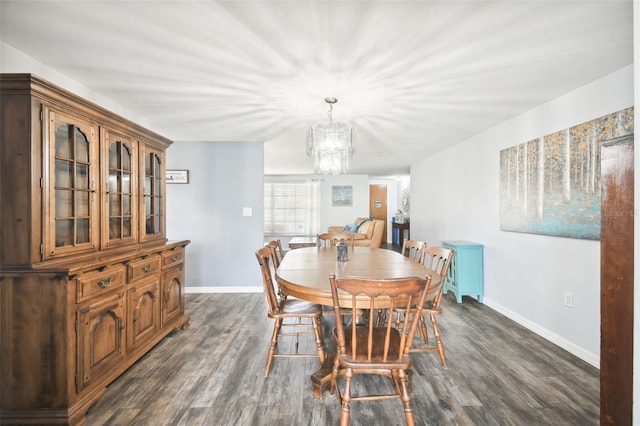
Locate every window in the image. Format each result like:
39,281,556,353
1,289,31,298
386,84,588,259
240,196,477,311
264,180,321,236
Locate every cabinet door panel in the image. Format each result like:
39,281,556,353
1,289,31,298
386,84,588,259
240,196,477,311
162,265,185,326
442,241,484,303
102,130,138,249
45,108,99,259
77,292,125,391
139,144,166,243
127,278,161,351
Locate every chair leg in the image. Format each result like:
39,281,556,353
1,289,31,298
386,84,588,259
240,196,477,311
398,369,415,426
330,352,340,396
265,318,283,377
311,317,325,364
340,368,353,426
390,370,402,395
430,314,447,368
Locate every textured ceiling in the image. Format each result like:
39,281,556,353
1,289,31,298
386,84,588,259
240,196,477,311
0,0,633,176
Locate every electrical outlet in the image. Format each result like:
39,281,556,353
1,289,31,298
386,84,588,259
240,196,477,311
563,291,573,308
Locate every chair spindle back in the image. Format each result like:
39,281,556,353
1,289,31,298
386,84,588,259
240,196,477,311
329,274,433,363
421,247,454,308
255,246,281,314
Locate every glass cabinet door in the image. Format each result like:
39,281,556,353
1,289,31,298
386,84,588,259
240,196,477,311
46,110,99,258
140,145,166,242
103,131,137,248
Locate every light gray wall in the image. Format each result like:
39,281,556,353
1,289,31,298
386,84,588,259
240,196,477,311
166,142,264,289
410,65,634,367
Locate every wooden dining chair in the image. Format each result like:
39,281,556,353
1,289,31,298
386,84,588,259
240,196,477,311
255,247,325,376
329,273,433,426
395,246,453,367
275,238,286,258
331,232,355,247
401,239,426,262
267,239,285,267
318,232,355,248
317,233,333,248
266,242,290,301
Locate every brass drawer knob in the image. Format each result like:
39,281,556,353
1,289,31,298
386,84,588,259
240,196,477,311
171,255,180,262
98,276,113,288
142,264,152,273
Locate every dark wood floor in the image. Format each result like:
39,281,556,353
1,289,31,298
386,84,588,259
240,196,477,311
86,292,599,425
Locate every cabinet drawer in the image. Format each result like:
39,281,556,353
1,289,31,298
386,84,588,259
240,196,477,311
76,265,126,303
128,255,161,282
162,247,185,269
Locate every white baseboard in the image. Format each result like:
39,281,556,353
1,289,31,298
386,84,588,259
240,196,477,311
185,286,262,293
483,297,599,368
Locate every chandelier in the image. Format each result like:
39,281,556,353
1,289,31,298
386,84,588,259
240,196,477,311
306,97,355,175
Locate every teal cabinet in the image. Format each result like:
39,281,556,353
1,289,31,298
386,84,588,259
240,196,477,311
442,241,483,303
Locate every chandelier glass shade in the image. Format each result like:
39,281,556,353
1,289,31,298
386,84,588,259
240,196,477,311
306,98,355,175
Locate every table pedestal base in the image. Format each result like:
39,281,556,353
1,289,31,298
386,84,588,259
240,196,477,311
311,310,339,400
311,353,335,399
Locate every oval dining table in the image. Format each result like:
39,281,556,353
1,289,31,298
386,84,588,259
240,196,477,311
275,246,440,399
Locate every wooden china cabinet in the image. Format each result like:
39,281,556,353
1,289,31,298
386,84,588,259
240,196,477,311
0,74,190,425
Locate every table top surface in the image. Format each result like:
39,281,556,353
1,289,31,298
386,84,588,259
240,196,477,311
275,246,439,307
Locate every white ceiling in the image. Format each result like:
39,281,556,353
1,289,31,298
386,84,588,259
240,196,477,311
0,0,633,176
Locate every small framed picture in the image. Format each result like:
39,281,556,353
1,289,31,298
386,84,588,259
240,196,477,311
332,185,353,206
166,169,189,184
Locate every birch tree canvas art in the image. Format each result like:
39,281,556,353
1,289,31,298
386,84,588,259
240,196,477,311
499,107,633,240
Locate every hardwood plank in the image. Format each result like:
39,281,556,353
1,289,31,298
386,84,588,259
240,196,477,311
86,293,599,425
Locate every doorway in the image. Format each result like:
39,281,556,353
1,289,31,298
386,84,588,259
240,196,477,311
369,184,387,243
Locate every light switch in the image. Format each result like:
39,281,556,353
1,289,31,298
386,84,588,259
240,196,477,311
243,207,252,217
